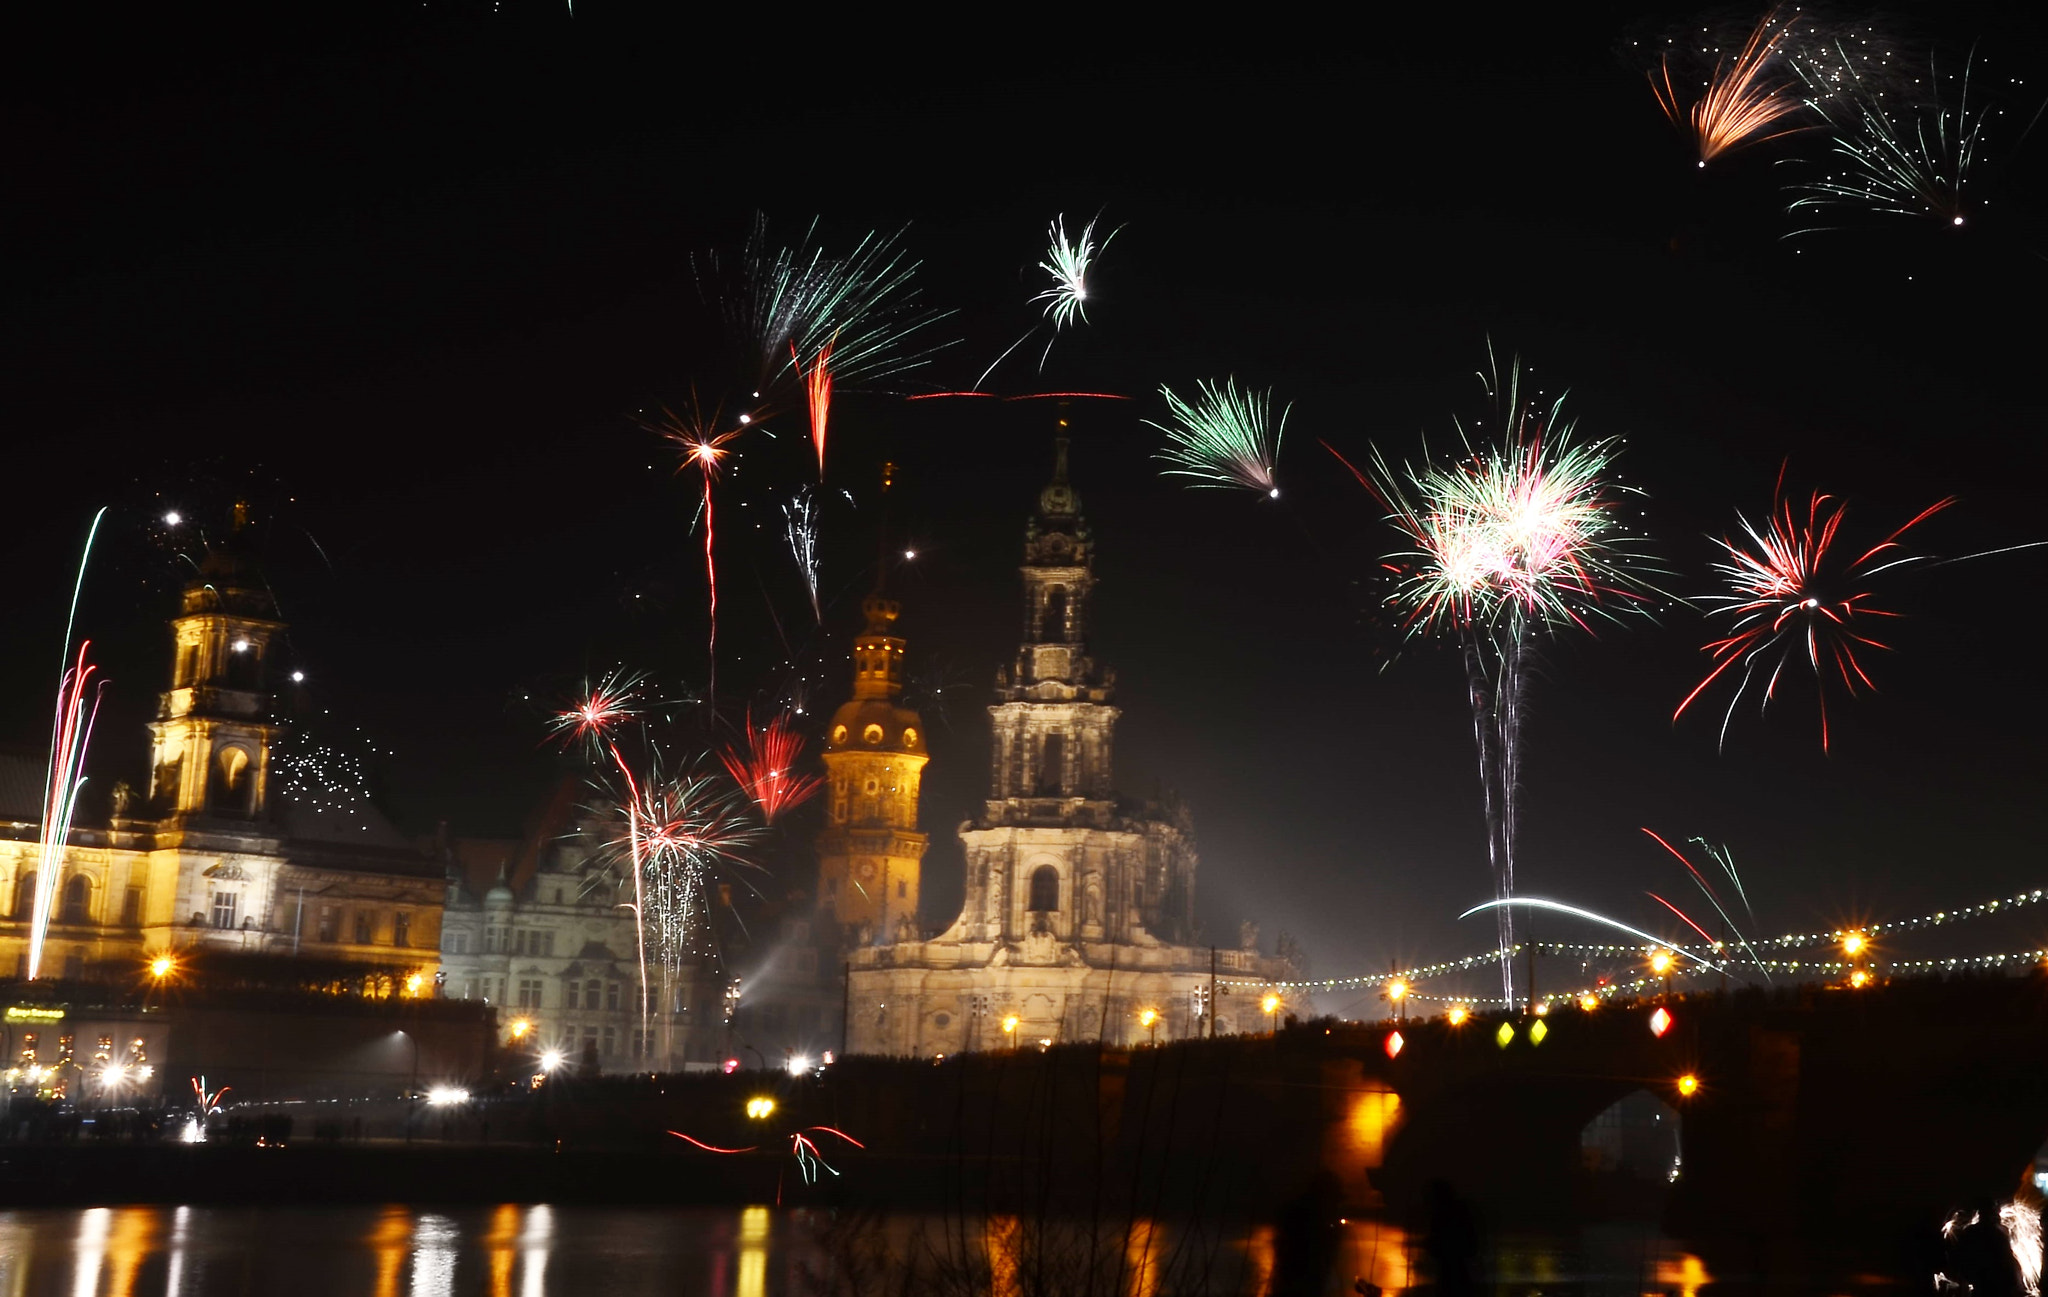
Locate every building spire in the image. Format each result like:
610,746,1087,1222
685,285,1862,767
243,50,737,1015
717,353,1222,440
863,461,901,637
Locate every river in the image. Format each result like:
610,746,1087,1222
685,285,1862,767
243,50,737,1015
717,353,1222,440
0,1202,1853,1294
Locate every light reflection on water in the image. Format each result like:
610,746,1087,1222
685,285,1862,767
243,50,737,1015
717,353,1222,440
0,1204,1730,1296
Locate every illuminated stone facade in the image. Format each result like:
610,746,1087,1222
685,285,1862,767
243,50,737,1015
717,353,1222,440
437,795,729,1074
846,438,1289,1056
0,523,445,987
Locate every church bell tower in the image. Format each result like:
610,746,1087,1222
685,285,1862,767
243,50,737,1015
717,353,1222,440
815,469,929,942
147,504,285,822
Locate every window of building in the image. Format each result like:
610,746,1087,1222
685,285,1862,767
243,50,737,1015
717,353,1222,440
1038,733,1064,795
210,890,238,930
517,979,542,1008
354,911,375,945
12,872,35,919
122,888,143,927
448,932,468,955
393,912,412,947
605,982,621,1011
462,978,478,1000
601,1026,616,1056
494,977,507,1003
585,979,601,1010
564,982,579,1010
553,888,563,905
898,880,908,899
631,1029,648,1058
538,931,555,957
1041,586,1068,641
1028,866,1059,913
61,875,90,925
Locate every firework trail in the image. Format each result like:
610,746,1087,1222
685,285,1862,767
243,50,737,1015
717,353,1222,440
1641,827,1771,980
1458,897,1725,972
791,1126,864,1183
1651,8,1806,166
720,712,824,824
1355,352,1663,1004
31,643,105,980
794,338,835,478
784,489,822,621
648,406,743,700
30,507,109,981
1675,474,1952,751
700,214,950,390
1788,48,1986,232
976,214,1119,388
1148,378,1287,498
192,1076,231,1116
551,672,654,1022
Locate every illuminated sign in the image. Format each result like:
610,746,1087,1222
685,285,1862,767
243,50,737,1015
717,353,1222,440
5,1007,65,1023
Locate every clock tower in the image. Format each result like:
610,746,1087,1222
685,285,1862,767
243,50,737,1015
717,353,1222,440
814,547,929,943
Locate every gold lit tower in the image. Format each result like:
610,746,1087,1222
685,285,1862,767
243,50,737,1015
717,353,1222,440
147,504,285,822
815,468,929,942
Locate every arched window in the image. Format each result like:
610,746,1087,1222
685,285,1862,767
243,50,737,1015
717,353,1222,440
12,872,37,920
1040,587,1068,642
1028,866,1060,913
61,875,90,925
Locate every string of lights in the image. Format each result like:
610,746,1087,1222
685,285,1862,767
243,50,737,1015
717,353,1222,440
1269,885,2048,994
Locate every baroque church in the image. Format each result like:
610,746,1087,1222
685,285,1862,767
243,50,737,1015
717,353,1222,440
843,437,1293,1056
0,513,447,989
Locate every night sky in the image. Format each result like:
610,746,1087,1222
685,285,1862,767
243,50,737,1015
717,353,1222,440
5,4,2047,1005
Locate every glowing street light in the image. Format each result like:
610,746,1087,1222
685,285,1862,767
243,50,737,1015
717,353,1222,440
1841,932,1867,957
1001,1014,1020,1049
1445,1005,1469,1027
426,1086,469,1107
1676,1073,1700,1099
539,1049,566,1072
1262,993,1281,1035
1848,968,1872,989
1138,1007,1160,1048
746,1096,776,1120
508,1019,532,1041
1578,994,1599,1012
1648,949,1673,975
149,955,176,981
1384,978,1409,1023
786,1054,812,1077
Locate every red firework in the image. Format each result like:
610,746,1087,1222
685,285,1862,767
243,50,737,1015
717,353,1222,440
794,338,834,478
1677,475,1953,751
653,408,743,696
720,712,824,824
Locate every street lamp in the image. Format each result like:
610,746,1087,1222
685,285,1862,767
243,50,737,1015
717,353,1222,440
1649,948,1673,999
149,955,175,981
1138,1007,1159,1048
1384,979,1409,1024
1001,1015,1019,1049
1261,993,1281,1036
1445,1005,1469,1027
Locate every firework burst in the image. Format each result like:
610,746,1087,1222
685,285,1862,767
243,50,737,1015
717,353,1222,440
1148,377,1287,498
1787,50,1987,232
615,771,763,1014
551,671,656,1020
700,214,950,390
1353,352,1663,1003
1651,8,1806,166
784,488,822,622
1033,214,1113,331
1676,475,1952,751
719,712,824,824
